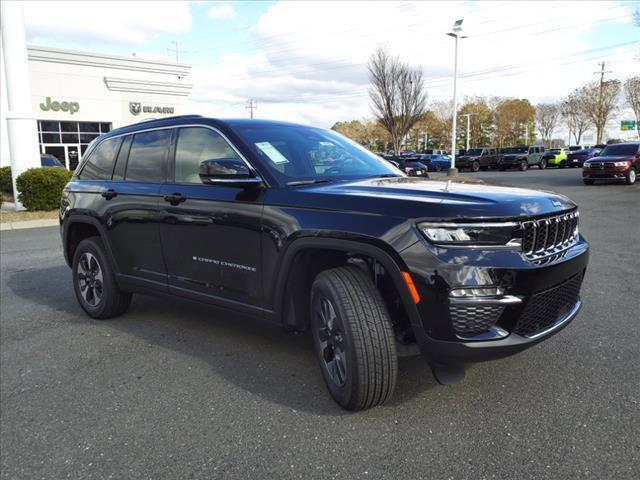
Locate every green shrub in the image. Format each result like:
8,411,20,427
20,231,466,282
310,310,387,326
0,166,12,193
16,167,72,211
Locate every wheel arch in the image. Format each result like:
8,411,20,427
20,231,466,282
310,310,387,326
272,237,422,334
62,216,117,271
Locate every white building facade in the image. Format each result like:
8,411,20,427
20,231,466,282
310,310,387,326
1,45,192,170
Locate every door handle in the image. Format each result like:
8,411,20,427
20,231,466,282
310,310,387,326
101,188,117,200
164,193,187,206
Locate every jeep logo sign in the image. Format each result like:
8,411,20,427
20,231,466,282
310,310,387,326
40,97,80,115
129,102,174,116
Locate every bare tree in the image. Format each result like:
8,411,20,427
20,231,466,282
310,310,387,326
561,92,592,145
535,103,560,147
623,76,640,137
368,47,427,154
574,80,622,144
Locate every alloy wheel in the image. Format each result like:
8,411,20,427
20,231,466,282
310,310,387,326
316,297,347,387
77,252,104,307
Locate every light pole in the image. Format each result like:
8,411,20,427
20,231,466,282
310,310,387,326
461,113,476,151
447,19,466,177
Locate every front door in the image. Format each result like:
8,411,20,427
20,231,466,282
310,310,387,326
158,126,264,312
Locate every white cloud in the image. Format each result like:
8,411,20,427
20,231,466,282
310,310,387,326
208,3,236,20
188,0,639,129
24,1,191,45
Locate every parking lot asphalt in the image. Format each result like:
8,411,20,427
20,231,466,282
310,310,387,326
1,168,639,480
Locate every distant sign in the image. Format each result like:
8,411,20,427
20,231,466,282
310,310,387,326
621,120,637,131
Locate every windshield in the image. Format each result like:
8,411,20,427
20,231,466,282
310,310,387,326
600,144,638,156
465,148,483,156
230,124,402,184
503,147,528,154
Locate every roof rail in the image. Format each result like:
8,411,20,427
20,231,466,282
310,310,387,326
129,114,203,127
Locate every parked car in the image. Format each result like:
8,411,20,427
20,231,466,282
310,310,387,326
583,141,639,185
416,154,452,172
498,145,546,171
40,153,65,168
568,146,583,152
60,115,589,411
398,160,429,177
567,148,601,168
543,148,569,168
456,147,499,172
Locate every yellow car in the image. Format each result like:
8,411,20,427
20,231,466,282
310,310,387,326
543,148,568,168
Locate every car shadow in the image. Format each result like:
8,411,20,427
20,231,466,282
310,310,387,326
6,264,438,415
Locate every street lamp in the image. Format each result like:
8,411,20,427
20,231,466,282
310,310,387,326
447,19,467,177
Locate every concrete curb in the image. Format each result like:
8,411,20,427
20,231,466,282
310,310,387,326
0,219,59,231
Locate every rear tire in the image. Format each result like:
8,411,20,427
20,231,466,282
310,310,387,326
310,266,398,411
72,237,132,319
560,161,566,168
519,160,528,171
626,168,636,185
471,161,480,173
539,159,547,169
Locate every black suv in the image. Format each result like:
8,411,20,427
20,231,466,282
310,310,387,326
60,116,589,410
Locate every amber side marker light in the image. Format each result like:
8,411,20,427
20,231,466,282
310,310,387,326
401,272,421,304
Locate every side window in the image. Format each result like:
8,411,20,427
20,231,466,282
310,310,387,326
174,127,241,184
79,137,122,180
125,129,171,183
112,135,133,181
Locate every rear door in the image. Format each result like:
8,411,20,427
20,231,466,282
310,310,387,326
101,129,172,288
158,126,264,312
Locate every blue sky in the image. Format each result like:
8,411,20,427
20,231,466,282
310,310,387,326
22,1,640,129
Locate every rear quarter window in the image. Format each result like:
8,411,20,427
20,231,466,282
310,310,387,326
79,137,122,181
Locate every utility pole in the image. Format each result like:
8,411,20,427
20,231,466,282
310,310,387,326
593,61,612,144
167,41,187,62
245,99,257,119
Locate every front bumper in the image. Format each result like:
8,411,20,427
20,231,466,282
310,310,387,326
583,165,629,180
399,234,589,364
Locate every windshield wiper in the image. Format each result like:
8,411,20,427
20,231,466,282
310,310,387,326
286,178,333,186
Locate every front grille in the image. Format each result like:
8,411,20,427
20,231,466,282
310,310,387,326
521,211,578,259
450,304,504,337
588,162,615,169
513,274,583,337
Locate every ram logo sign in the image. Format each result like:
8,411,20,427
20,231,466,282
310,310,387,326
129,102,174,116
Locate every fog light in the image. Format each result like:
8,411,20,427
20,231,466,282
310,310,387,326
450,286,504,298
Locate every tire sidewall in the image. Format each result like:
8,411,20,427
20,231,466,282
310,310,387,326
72,238,114,318
627,168,636,185
472,161,479,172
310,277,357,407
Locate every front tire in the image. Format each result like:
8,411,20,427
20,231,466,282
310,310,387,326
539,159,547,169
519,160,528,171
72,237,132,319
311,266,398,411
471,161,480,173
626,168,636,185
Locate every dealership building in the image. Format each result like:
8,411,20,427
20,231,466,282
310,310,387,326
1,45,192,170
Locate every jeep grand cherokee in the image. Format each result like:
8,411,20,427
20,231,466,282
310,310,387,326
60,116,589,411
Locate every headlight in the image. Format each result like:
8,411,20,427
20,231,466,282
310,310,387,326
417,222,520,246
614,161,630,167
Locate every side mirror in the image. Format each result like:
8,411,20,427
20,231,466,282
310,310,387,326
199,158,262,188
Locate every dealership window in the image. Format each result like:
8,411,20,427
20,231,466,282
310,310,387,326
124,130,171,183
38,121,112,170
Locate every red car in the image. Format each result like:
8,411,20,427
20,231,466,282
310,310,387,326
582,142,639,185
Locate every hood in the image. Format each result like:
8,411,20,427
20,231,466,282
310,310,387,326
283,177,576,220
586,155,633,162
